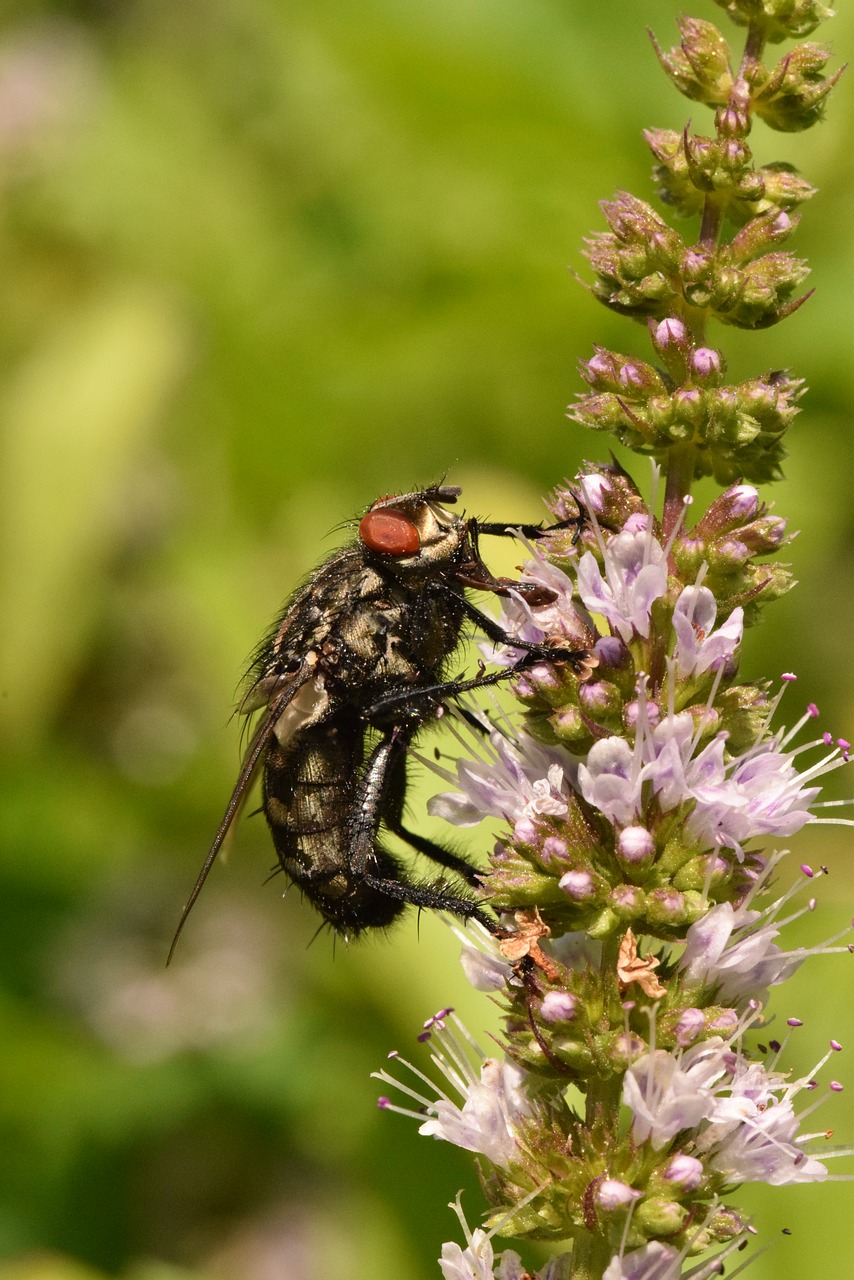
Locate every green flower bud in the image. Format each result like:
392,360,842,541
753,42,843,132
652,19,734,106
586,194,685,318
759,161,817,208
729,208,799,263
712,0,833,42
634,1196,689,1238
715,682,772,750
646,128,706,218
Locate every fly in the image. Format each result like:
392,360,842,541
168,484,593,957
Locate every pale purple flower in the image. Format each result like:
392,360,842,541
603,1242,682,1280
375,1012,530,1170
671,585,744,678
623,1039,730,1150
576,529,668,642
685,734,821,856
440,1231,498,1280
679,900,803,1005
698,1056,828,1185
428,725,571,830
626,703,826,858
417,1054,530,1166
451,920,514,992
579,472,613,513
578,736,643,826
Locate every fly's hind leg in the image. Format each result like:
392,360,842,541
348,726,496,931
378,731,484,889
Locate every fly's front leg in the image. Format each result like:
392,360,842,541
458,596,592,673
473,490,587,545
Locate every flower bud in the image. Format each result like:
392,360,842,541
645,128,705,219
689,346,724,382
716,1,833,43
729,209,798,265
586,194,685,318
596,1178,642,1210
579,679,624,730
540,991,579,1023
754,42,842,133
548,705,587,747
760,162,817,209
635,1196,688,1237
664,1154,704,1191
693,482,760,536
674,1008,705,1046
617,825,655,868
715,101,749,138
559,870,596,901
652,18,733,106
580,347,664,396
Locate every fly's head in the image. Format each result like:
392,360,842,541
357,486,470,583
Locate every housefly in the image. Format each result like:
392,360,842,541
169,485,592,957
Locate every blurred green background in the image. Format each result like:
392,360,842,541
1,2,853,1278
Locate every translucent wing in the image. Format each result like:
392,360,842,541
167,666,316,963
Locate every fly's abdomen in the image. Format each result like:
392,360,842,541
263,715,404,935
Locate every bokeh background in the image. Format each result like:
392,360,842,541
1,2,853,1278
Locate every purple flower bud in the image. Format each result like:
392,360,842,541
580,680,622,720
579,473,611,513
618,362,647,389
595,635,632,671
675,1007,705,1046
514,817,538,844
596,1178,642,1209
722,138,749,168
540,991,579,1023
625,699,660,729
559,870,595,901
610,884,642,914
690,346,722,379
713,536,751,566
543,836,568,861
707,1008,738,1032
673,387,702,412
585,350,617,380
618,825,655,864
682,247,711,276
648,887,686,923
717,104,748,137
664,1154,704,1191
654,316,688,349
722,483,760,519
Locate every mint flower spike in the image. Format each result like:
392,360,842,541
369,4,849,1278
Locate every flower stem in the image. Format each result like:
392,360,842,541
662,442,696,539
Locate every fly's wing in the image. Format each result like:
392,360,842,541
167,664,316,963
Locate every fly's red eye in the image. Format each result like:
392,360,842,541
359,510,421,557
